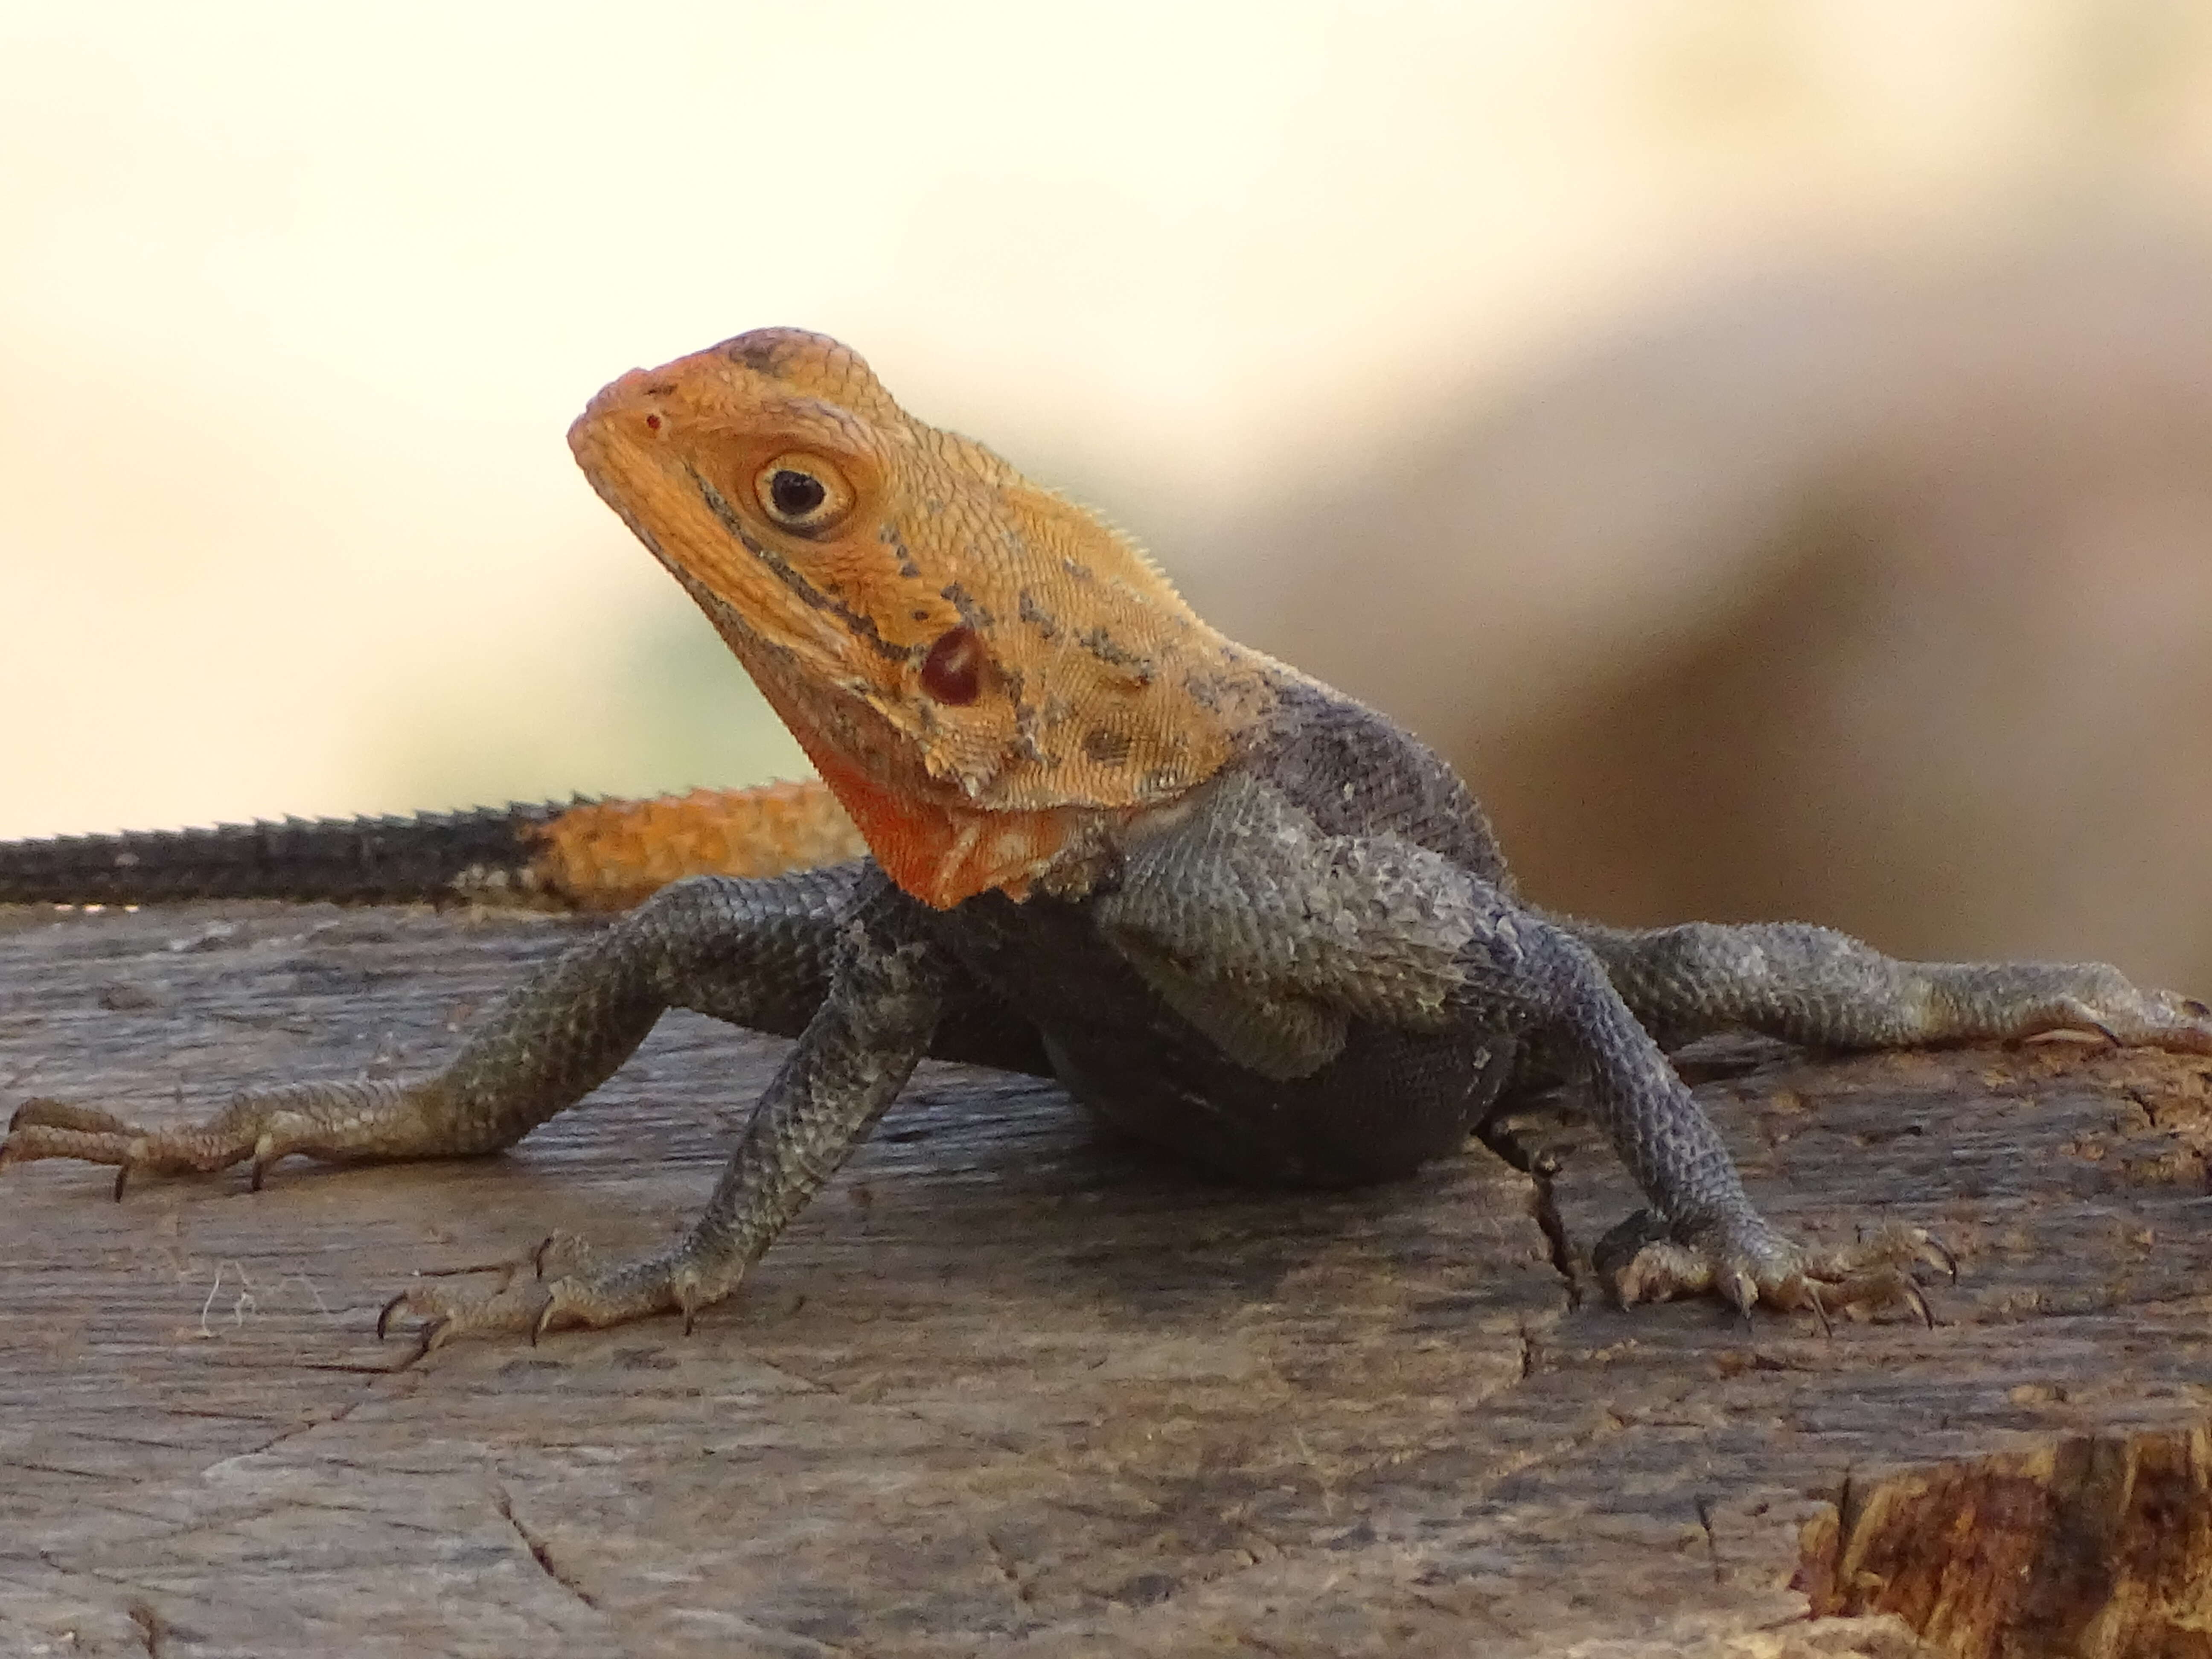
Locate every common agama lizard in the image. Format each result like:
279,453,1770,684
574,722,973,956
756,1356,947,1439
6,328,2209,1351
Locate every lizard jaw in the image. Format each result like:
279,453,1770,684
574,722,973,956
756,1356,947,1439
812,746,1109,907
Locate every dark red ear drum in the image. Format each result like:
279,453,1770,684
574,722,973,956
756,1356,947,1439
920,626,985,705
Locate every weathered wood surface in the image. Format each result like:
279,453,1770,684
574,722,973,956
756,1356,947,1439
2,901,2208,1658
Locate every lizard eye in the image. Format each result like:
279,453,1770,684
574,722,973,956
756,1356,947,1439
753,454,853,536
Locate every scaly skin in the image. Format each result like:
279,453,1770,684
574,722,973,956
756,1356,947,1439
8,327,2210,1353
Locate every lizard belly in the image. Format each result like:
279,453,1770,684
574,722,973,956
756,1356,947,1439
933,894,1512,1188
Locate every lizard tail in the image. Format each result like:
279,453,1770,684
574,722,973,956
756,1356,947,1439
0,781,867,912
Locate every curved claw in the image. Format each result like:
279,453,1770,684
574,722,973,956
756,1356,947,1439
248,1130,281,1193
528,1291,559,1347
1720,1267,1756,1324
1901,1278,1935,1329
530,1236,557,1279
376,1289,411,1340
1804,1280,1834,1339
410,1316,449,1365
112,1161,132,1203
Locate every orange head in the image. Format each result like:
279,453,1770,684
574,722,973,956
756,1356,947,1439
568,328,1276,908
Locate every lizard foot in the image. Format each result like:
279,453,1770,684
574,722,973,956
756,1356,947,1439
3,1098,258,1199
377,1231,743,1358
1597,1208,1953,1329
2005,973,2212,1054
3,1080,443,1198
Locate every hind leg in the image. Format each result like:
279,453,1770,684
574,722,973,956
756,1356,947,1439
1561,918,2212,1054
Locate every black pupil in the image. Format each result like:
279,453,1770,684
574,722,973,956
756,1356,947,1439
770,470,827,518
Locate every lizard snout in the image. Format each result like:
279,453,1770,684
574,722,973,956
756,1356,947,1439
568,368,673,466
575,367,663,428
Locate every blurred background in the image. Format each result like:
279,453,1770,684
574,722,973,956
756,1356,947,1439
4,2,2212,984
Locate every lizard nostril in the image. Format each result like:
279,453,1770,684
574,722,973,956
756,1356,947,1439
644,413,662,431
920,627,984,706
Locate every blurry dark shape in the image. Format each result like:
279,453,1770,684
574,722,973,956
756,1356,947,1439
1214,225,2212,987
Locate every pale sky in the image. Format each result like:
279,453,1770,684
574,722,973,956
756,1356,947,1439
5,1,2209,835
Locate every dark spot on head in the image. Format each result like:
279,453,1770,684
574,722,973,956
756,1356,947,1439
724,337,784,372
921,627,985,706
879,526,923,579
939,582,994,630
1183,674,1225,712
644,413,662,431
1082,727,1134,766
1074,626,1155,684
912,608,931,623
1017,590,1059,639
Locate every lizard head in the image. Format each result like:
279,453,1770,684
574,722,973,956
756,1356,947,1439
567,328,1277,908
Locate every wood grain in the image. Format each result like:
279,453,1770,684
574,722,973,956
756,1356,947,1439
3,902,2208,1657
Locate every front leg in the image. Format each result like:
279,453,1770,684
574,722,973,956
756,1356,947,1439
1098,774,1936,1318
1561,918,2212,1054
2,868,866,1193
1459,914,1946,1318
381,877,956,1348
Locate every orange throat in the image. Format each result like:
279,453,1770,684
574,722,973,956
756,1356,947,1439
802,743,1107,908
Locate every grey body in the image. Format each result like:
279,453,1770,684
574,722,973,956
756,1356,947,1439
933,685,1519,1187
940,882,1516,1188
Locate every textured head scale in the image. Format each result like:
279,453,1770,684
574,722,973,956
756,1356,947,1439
568,328,1276,907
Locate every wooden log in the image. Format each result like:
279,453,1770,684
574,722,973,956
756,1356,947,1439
2,900,2207,1656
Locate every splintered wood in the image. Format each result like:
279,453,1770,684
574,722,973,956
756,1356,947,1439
2,901,2208,1657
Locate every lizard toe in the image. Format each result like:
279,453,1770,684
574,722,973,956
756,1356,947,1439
373,1237,732,1356
10,1099,137,1136
376,1275,560,1358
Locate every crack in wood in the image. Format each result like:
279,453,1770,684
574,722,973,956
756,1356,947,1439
1694,1491,1723,1583
495,1486,600,1612
125,1600,163,1657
